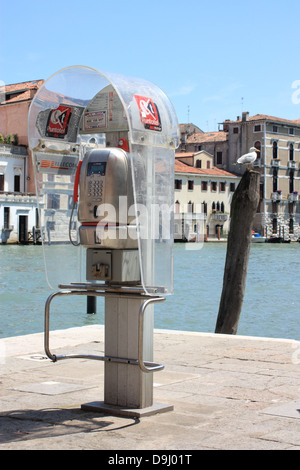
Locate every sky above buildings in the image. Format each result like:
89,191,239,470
1,0,300,131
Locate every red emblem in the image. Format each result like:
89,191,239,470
46,105,72,138
134,95,161,131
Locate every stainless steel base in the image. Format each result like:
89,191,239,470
81,401,174,418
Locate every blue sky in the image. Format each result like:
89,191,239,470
1,0,300,130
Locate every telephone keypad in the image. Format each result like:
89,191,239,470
88,178,104,199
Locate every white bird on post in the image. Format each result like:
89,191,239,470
236,147,260,169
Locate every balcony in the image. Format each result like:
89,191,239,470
211,212,228,221
288,192,299,202
288,161,297,169
271,191,282,201
0,191,36,204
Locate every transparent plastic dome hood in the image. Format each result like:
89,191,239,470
28,66,179,295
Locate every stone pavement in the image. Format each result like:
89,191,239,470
0,325,299,450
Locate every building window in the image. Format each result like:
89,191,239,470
254,124,261,132
207,161,211,169
272,218,277,234
175,200,180,213
47,194,60,210
289,143,294,161
187,201,194,213
196,159,201,168
289,170,294,193
273,141,278,159
289,128,294,135
272,201,278,214
175,179,182,190
230,182,236,192
216,152,222,165
201,181,208,191
14,174,20,192
233,127,239,134
4,207,10,229
254,141,261,158
273,168,278,192
260,182,264,199
289,217,294,233
273,125,278,133
211,182,217,192
288,202,294,214
0,174,4,191
220,182,226,192
202,201,207,215
188,180,194,190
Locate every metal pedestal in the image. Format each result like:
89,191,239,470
44,283,174,417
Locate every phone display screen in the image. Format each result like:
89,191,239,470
87,162,106,176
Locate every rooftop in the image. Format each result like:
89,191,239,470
223,113,300,126
186,130,228,144
175,157,238,177
0,79,44,105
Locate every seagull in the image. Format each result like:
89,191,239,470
236,147,260,168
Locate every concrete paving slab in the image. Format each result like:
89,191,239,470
0,326,299,451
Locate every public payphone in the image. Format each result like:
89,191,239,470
28,66,179,416
71,146,139,283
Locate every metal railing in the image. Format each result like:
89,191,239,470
44,284,165,373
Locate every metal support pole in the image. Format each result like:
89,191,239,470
44,285,173,417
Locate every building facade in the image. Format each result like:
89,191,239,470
174,153,240,240
222,112,300,240
0,80,44,243
0,143,39,243
179,113,300,241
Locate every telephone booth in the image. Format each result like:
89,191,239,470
28,66,179,416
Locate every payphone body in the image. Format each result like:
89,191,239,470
28,66,179,415
75,147,139,283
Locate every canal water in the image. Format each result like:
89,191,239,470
0,242,299,340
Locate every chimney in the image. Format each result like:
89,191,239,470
242,111,249,122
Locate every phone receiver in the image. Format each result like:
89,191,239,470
73,160,82,203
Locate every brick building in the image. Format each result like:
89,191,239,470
0,80,44,243
178,112,300,240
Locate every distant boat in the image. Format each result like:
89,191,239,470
252,232,266,243
266,237,291,244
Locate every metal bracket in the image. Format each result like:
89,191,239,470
44,285,165,373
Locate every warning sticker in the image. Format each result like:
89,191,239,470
134,95,161,131
46,105,72,139
84,110,107,130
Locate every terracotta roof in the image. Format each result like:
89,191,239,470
1,79,44,104
176,152,201,158
175,159,238,177
4,79,44,92
186,130,228,144
223,114,300,125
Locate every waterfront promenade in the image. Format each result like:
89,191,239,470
0,325,299,450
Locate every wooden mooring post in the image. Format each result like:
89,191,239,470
215,170,260,335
